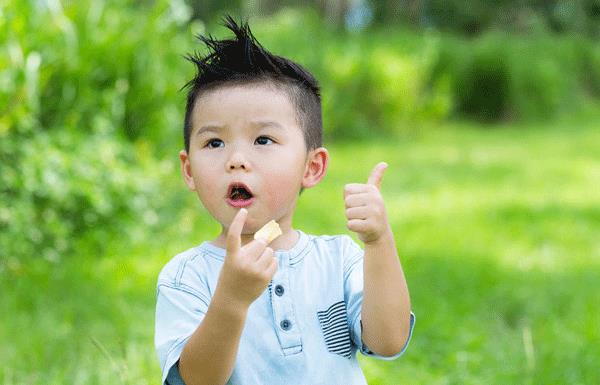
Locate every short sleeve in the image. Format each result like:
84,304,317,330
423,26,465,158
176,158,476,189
342,236,416,360
155,283,210,385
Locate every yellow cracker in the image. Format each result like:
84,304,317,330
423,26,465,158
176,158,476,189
254,220,282,243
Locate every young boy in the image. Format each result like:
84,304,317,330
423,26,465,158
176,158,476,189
155,16,415,385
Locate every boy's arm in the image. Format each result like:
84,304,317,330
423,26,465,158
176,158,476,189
361,230,411,356
179,288,249,385
179,209,278,385
344,162,412,357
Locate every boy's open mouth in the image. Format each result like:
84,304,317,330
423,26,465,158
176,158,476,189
227,183,254,201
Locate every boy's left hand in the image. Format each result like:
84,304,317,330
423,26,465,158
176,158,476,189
344,162,392,245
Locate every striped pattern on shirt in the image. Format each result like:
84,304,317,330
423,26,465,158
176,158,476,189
317,300,352,359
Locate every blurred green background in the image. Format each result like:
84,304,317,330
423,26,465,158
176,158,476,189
1,0,600,384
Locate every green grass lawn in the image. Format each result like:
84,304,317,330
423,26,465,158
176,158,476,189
2,121,599,384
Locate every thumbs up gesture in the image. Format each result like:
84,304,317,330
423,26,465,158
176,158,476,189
344,162,392,244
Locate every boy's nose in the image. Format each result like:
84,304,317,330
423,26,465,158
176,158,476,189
226,151,250,171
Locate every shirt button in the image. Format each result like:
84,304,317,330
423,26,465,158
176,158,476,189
275,285,285,296
280,319,292,330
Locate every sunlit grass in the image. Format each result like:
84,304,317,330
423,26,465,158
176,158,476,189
2,121,599,384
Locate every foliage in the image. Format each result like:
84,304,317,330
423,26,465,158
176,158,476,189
434,32,600,121
0,0,194,266
186,0,600,38
423,0,600,36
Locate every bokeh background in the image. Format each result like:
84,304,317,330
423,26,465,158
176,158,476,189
1,1,600,384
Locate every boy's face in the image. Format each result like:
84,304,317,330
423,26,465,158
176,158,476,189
179,83,325,234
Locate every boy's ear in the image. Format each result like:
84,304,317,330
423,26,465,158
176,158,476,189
179,150,196,191
302,147,329,189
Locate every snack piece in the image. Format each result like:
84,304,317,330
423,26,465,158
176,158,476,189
254,220,282,243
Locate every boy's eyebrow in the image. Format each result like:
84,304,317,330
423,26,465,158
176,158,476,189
195,121,283,136
195,124,222,136
250,120,283,129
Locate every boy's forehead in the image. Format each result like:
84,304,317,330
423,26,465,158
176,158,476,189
191,84,299,134
195,82,289,108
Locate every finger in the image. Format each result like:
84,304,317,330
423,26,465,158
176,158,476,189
226,208,247,255
264,257,278,279
241,237,268,261
344,183,372,197
347,218,370,233
345,206,370,220
255,247,275,270
367,162,388,190
344,192,371,208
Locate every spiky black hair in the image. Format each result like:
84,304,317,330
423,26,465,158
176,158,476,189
182,15,322,153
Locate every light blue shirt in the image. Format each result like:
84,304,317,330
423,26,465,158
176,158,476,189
155,230,415,385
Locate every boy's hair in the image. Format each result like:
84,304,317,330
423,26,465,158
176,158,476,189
182,16,322,153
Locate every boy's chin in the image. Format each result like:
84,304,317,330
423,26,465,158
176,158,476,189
220,221,261,235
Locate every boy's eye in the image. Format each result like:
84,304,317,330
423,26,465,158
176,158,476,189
255,136,273,145
206,139,224,149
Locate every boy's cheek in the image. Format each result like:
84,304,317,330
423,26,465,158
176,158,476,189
263,185,289,213
193,179,226,217
195,183,220,203
263,172,301,202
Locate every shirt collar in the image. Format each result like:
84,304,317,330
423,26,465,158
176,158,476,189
198,230,310,266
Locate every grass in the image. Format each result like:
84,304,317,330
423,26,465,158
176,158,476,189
2,120,599,384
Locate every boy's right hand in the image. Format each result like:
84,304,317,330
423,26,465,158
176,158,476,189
217,208,278,308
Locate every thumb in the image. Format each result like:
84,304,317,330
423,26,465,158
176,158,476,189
367,162,388,190
226,208,247,256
